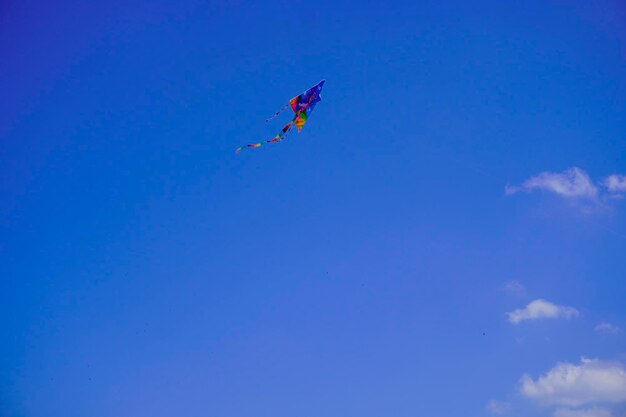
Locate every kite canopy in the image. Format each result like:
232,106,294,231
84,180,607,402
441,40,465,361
236,80,325,153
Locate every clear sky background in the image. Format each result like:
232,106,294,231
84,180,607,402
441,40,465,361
1,1,626,416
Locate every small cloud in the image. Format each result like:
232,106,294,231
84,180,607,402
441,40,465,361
603,175,626,192
506,167,597,199
595,322,621,334
554,407,614,417
486,400,512,415
505,184,521,195
520,357,626,407
507,299,579,324
603,175,626,198
507,168,626,207
502,280,525,295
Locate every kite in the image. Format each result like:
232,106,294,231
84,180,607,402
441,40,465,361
236,80,325,153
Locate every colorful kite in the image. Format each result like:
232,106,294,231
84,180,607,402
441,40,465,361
236,80,325,153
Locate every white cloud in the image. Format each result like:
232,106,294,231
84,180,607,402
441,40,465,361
506,167,598,199
554,407,614,417
595,322,621,334
602,175,626,193
503,280,525,295
507,299,579,324
520,357,626,407
486,399,511,415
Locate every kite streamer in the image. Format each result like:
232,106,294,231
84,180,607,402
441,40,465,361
265,102,290,122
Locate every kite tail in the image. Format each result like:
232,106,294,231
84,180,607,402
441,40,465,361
265,102,290,122
236,118,296,153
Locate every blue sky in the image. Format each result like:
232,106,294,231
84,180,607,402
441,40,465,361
1,1,626,416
